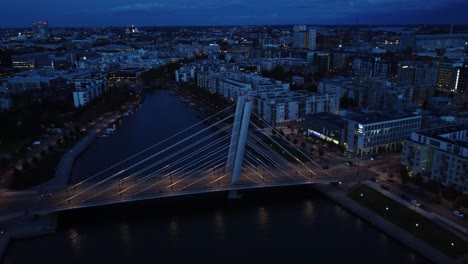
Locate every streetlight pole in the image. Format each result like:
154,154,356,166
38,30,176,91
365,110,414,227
356,158,360,184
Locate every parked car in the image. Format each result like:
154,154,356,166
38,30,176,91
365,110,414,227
453,211,464,218
411,200,421,206
369,177,379,183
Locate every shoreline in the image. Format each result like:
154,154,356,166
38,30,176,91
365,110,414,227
312,183,462,264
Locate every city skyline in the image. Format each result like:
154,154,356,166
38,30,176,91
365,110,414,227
2,0,468,28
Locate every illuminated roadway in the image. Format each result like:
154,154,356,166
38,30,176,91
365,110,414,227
0,162,354,219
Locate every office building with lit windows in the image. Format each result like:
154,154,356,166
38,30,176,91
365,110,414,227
401,123,468,194
11,54,36,70
342,110,422,155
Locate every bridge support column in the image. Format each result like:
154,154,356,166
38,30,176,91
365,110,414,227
226,96,245,174
230,97,252,185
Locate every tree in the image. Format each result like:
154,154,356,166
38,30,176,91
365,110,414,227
442,187,459,201
318,148,324,157
22,161,30,170
426,180,440,193
401,166,410,184
454,195,468,209
414,173,424,186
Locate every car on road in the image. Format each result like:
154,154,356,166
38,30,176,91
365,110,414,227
453,210,464,218
321,165,329,170
345,161,353,166
41,192,53,198
411,200,421,206
369,177,379,183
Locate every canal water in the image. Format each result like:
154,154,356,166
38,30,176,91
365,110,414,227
3,90,429,264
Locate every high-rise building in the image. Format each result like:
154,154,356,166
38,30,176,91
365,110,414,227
436,61,463,90
451,64,468,93
396,62,438,86
292,25,316,50
32,21,49,39
353,57,389,79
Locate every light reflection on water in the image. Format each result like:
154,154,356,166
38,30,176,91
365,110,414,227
68,228,81,250
303,200,315,221
213,211,225,238
120,222,131,246
168,219,178,241
256,206,269,231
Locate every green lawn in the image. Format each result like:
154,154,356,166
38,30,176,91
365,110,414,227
348,185,468,258
10,151,62,189
9,132,86,190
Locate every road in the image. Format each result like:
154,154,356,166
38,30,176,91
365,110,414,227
0,161,351,218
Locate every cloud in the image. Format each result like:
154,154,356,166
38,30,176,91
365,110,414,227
107,1,249,14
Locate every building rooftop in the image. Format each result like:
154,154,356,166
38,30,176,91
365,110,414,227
417,122,468,148
342,109,420,124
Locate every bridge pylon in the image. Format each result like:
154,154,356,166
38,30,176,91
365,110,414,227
226,95,252,185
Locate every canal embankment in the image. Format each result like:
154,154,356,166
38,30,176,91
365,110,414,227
312,183,464,264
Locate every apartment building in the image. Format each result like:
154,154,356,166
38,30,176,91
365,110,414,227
401,123,468,194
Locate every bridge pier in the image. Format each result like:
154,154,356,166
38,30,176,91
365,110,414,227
226,96,252,185
228,190,242,199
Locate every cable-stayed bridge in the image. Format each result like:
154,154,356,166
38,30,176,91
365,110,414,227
2,96,350,217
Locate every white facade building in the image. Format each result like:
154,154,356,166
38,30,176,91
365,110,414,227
255,91,339,127
73,79,108,108
343,111,422,155
401,123,468,194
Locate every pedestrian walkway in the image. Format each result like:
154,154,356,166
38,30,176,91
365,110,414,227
313,183,459,264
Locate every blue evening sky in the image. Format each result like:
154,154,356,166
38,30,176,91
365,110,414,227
2,0,468,27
